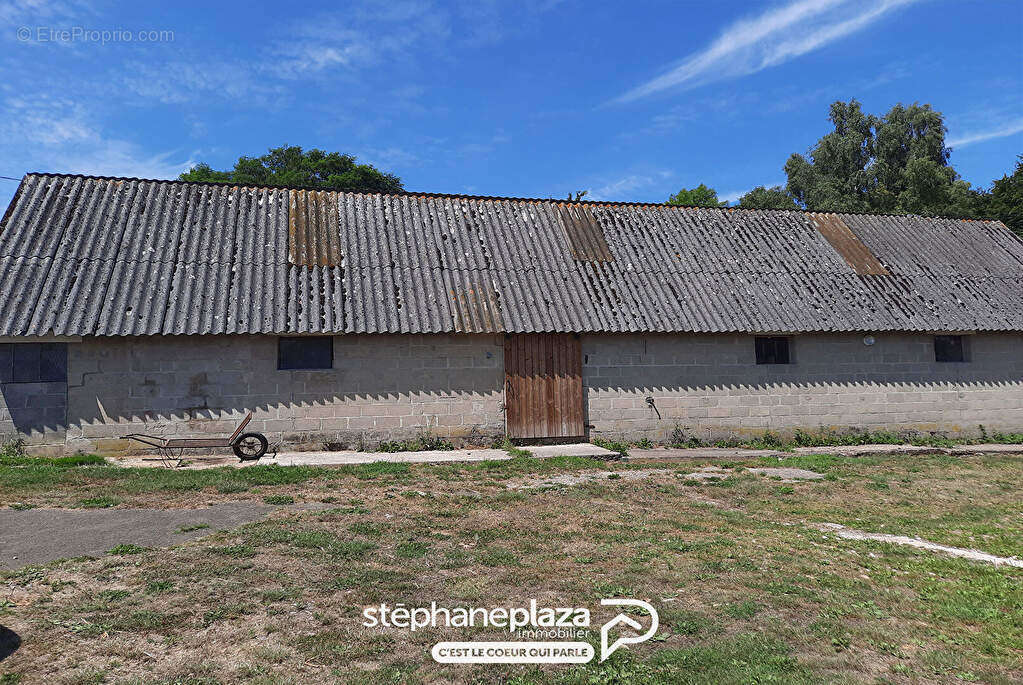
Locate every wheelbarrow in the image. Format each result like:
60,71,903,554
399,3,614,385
124,412,269,467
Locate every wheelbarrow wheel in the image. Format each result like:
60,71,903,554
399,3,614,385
233,433,268,461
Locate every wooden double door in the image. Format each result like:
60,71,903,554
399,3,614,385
504,333,584,439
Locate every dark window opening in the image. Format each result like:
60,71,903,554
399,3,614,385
0,343,68,383
755,336,790,365
934,335,965,363
278,337,333,370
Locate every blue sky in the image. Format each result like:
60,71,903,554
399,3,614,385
1,0,1021,210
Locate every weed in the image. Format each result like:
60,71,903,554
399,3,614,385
395,541,430,558
477,548,519,567
107,544,146,556
145,581,174,594
349,522,383,538
591,437,629,456
724,600,760,619
210,544,257,558
263,494,295,505
175,523,210,533
203,604,253,626
377,431,454,452
79,495,121,508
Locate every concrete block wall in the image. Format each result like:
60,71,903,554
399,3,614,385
45,333,503,455
0,381,67,454
583,332,1023,442
5,330,1023,455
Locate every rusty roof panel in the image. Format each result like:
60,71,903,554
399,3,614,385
289,189,342,267
558,204,613,262
2,173,1023,336
449,275,503,333
809,212,889,275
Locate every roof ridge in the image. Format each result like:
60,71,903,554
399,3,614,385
17,171,1003,222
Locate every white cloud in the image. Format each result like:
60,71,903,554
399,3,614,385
58,143,196,180
357,146,422,169
119,60,276,105
268,3,450,78
1,95,195,181
947,119,1023,148
718,189,747,204
3,96,95,144
588,170,673,202
0,0,90,28
718,181,786,204
614,0,922,103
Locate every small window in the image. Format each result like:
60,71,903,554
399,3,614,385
0,343,68,383
934,335,965,363
755,336,790,365
278,337,333,370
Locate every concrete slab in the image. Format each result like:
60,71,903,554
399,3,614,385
510,469,666,489
950,443,1023,455
0,502,274,569
815,523,1023,568
627,447,783,460
791,444,948,456
263,448,511,466
521,443,617,458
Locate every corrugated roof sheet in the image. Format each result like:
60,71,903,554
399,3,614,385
2,172,1022,336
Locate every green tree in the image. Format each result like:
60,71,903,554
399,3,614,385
667,184,726,207
988,155,1023,236
179,145,403,193
738,185,800,210
783,100,987,216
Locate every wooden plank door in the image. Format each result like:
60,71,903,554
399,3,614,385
504,333,583,439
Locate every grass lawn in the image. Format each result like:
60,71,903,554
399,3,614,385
0,451,1020,684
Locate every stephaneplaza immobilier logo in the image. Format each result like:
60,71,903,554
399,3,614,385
362,598,659,664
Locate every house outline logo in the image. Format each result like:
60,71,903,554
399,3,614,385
599,598,659,661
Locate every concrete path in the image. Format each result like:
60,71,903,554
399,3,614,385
0,501,285,569
628,447,784,460
950,443,1023,454
521,444,617,458
115,443,616,469
511,469,668,489
629,443,1023,461
264,448,510,466
792,444,944,456
815,522,1023,568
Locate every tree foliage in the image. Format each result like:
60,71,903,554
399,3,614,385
738,185,800,210
667,184,726,207
179,145,403,193
782,100,986,216
988,155,1023,236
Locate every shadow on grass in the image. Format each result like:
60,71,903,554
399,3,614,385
0,625,20,661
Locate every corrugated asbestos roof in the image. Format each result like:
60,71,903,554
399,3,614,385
2,172,1022,336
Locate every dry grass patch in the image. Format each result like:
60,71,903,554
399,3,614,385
0,453,1020,683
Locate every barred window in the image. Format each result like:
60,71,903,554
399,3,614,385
934,335,965,363
0,343,68,383
755,336,790,365
278,337,333,370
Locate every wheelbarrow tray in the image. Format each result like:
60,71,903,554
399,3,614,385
123,412,268,465
163,437,236,448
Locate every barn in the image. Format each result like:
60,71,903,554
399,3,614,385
1,173,1022,455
